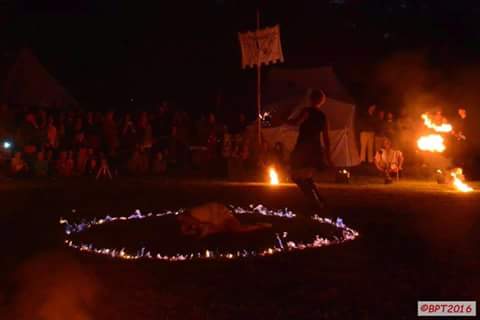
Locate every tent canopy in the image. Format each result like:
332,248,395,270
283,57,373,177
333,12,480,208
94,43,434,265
261,67,360,167
0,49,77,109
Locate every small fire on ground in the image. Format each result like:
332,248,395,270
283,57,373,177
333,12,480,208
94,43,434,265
268,166,279,185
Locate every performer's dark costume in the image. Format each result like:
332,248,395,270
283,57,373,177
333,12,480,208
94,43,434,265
290,107,327,212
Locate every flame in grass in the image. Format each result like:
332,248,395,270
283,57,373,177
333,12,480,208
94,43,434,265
421,113,453,133
417,134,446,153
451,168,473,193
269,166,279,185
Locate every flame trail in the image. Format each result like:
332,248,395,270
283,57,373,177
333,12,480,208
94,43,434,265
421,113,452,133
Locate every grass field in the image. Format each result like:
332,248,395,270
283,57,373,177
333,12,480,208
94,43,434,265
0,177,479,319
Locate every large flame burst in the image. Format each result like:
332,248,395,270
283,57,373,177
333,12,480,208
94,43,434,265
417,113,474,192
417,134,446,152
417,113,450,153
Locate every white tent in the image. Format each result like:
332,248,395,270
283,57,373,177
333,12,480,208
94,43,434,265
260,67,360,167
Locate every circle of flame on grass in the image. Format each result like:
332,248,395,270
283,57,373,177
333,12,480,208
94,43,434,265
60,205,359,262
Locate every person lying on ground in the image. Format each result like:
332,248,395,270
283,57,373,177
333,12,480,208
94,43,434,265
177,202,272,238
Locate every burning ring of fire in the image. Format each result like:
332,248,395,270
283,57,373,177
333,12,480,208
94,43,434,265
60,205,359,262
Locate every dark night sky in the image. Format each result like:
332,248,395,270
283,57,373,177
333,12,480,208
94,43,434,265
1,0,480,113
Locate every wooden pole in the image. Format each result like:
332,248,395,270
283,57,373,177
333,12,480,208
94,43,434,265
256,8,261,145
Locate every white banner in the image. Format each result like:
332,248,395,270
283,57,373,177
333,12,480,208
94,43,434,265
238,25,284,69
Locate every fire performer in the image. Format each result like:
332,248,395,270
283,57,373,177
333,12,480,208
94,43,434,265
288,90,332,212
452,107,471,172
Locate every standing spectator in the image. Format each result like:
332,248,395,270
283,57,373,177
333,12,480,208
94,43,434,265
127,149,141,175
56,151,67,176
84,112,101,150
17,113,40,150
127,147,149,175
121,113,137,152
452,107,472,172
33,151,48,177
153,101,172,149
65,151,75,176
37,110,47,130
46,149,55,176
151,151,167,175
205,113,225,176
57,112,66,148
229,112,247,135
170,111,190,167
374,109,386,153
359,104,376,164
103,111,119,155
384,112,396,141
85,148,98,176
63,112,75,149
76,147,89,175
46,116,58,150
137,112,153,151
37,110,48,148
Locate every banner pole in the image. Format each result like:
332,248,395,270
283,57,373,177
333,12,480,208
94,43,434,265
256,8,261,145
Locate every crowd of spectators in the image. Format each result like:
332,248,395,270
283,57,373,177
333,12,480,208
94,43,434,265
0,102,263,180
358,104,410,182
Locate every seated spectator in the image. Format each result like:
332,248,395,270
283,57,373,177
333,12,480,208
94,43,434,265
10,152,28,177
66,151,75,176
139,148,150,174
96,153,112,179
46,149,55,176
86,148,98,176
151,151,167,175
127,147,149,175
385,112,396,140
33,151,49,177
76,148,89,175
374,138,404,184
55,151,67,177
73,131,88,150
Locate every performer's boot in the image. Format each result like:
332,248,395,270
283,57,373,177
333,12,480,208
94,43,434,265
304,178,326,212
293,178,325,214
293,178,312,214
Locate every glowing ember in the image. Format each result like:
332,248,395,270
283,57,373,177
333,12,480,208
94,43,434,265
417,134,446,153
421,113,452,133
451,168,473,193
269,166,279,185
